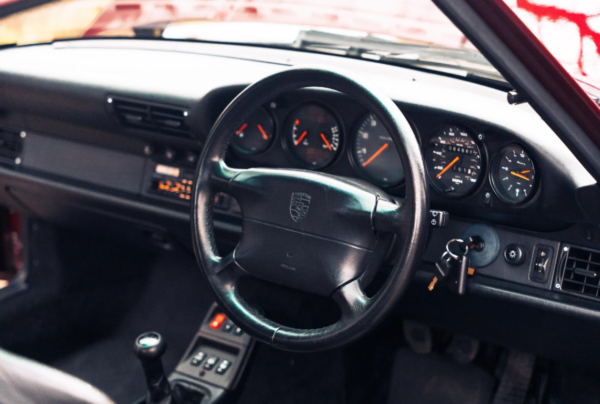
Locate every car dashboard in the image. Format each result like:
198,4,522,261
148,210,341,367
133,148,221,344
1,38,600,364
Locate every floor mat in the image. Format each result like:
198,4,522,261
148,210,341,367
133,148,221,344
51,250,214,404
492,351,535,404
387,348,495,404
234,343,346,404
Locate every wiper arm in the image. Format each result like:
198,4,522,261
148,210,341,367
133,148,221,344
293,30,485,62
292,30,506,84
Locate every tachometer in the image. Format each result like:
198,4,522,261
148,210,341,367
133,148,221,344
490,145,536,204
351,113,404,187
284,104,340,169
425,125,483,197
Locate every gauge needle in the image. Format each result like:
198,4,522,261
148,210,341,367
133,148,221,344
436,156,459,178
295,131,307,146
362,143,388,167
511,171,530,181
236,123,247,135
521,170,530,174
321,133,332,150
257,124,269,140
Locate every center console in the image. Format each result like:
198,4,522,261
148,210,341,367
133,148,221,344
170,303,254,401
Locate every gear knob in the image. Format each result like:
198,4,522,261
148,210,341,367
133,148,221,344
134,332,167,360
134,332,170,403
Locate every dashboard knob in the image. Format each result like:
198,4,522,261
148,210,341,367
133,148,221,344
504,244,526,265
164,147,176,162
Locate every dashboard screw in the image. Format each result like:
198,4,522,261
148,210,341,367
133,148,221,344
270,102,277,109
20,131,26,138
563,246,569,252
107,97,113,104
478,133,485,141
14,157,21,165
555,283,561,289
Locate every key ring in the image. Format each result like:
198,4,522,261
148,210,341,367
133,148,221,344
446,239,469,259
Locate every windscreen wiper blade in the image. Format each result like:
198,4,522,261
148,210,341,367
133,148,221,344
292,30,506,84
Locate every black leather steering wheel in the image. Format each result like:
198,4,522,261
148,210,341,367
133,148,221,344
192,67,428,352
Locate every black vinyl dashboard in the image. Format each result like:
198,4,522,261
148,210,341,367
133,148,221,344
1,38,600,363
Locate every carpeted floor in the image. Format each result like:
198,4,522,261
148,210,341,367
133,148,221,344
50,249,214,403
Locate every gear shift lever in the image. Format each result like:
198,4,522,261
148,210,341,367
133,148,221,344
134,332,171,404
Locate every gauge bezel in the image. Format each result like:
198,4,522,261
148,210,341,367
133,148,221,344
348,112,405,188
281,102,344,170
489,143,538,205
424,123,488,199
230,107,278,156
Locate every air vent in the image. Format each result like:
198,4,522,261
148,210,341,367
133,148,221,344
0,126,23,163
557,245,600,299
108,96,191,138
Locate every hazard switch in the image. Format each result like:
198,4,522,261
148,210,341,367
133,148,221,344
210,313,226,329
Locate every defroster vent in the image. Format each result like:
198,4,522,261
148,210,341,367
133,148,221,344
557,245,600,300
108,96,191,138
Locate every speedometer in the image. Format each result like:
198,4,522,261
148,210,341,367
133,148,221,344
425,125,483,197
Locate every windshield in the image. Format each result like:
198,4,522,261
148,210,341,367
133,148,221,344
0,0,504,83
0,0,598,93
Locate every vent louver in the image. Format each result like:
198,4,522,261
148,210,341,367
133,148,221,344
109,96,191,138
0,126,23,163
557,245,600,299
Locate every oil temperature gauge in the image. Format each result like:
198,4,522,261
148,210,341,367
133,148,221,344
231,108,274,154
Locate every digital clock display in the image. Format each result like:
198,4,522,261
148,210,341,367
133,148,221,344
155,177,193,200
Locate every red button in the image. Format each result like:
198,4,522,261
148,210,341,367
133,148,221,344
210,313,226,329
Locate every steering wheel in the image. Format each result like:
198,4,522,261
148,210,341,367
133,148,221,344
192,67,428,352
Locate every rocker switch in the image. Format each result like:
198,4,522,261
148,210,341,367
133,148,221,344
530,246,553,283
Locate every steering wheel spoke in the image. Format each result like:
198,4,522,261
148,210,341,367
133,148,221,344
333,279,371,322
209,160,245,193
372,197,411,234
210,253,245,282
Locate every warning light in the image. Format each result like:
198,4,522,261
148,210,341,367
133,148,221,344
210,313,226,329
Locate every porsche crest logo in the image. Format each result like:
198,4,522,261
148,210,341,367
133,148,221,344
289,192,311,222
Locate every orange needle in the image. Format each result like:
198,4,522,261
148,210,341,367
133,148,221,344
295,131,307,146
362,143,389,167
436,156,460,178
257,124,268,140
321,133,332,150
511,171,530,181
236,123,247,135
521,170,530,174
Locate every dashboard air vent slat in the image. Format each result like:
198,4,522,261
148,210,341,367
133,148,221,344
0,126,23,162
558,245,600,299
109,96,191,138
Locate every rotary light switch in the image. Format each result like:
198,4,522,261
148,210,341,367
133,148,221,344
504,244,526,265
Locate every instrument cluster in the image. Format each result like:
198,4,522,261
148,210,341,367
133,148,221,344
229,101,539,206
